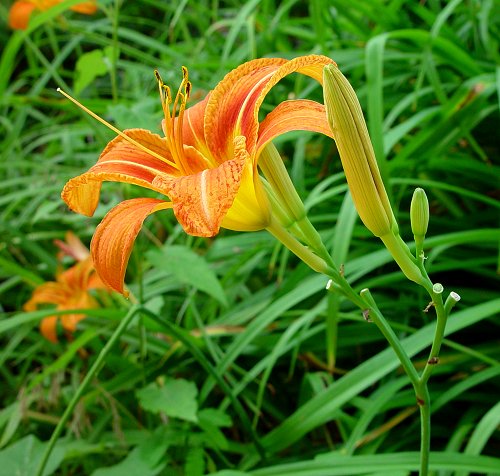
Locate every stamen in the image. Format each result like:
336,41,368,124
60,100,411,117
154,67,192,175
57,87,178,170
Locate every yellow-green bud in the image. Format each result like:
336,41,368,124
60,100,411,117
322,64,398,238
323,65,427,288
410,188,429,238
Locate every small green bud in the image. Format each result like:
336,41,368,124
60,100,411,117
410,188,429,239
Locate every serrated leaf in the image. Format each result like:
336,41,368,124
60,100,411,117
136,378,198,422
146,245,228,306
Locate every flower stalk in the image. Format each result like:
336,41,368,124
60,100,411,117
323,64,426,288
322,63,456,476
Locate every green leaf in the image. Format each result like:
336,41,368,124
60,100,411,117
92,428,171,476
0,435,64,476
184,446,205,476
91,446,165,476
198,408,232,428
74,47,112,95
0,402,22,449
146,245,228,306
198,409,232,450
136,378,198,423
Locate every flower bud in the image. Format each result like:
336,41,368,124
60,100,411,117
322,64,397,238
410,188,429,239
323,65,426,287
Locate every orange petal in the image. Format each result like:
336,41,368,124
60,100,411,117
40,316,59,343
70,1,98,15
181,95,212,159
91,198,172,294
87,270,110,291
153,140,249,237
61,129,176,216
55,231,90,262
248,55,335,154
24,282,71,311
37,0,61,9
58,256,96,290
181,145,214,174
257,100,334,154
204,58,287,161
60,313,87,333
59,291,96,332
205,55,335,159
8,1,36,30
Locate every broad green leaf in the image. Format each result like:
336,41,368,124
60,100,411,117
136,378,198,423
0,435,64,476
92,446,165,476
146,245,228,306
92,428,171,476
74,47,113,95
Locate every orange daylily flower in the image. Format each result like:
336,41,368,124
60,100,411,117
61,55,336,294
8,0,97,30
24,232,110,343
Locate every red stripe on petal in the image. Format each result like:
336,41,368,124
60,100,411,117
98,129,177,173
248,55,335,154
204,59,287,161
62,129,177,217
257,100,333,153
182,95,213,159
155,146,248,237
91,198,172,295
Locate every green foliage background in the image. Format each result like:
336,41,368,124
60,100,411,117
0,0,499,475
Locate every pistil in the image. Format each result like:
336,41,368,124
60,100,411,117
57,87,179,170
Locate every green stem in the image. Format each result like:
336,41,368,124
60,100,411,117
268,204,453,476
417,384,431,476
326,293,340,372
35,305,140,476
420,289,447,385
380,232,431,291
358,288,421,390
266,216,334,276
